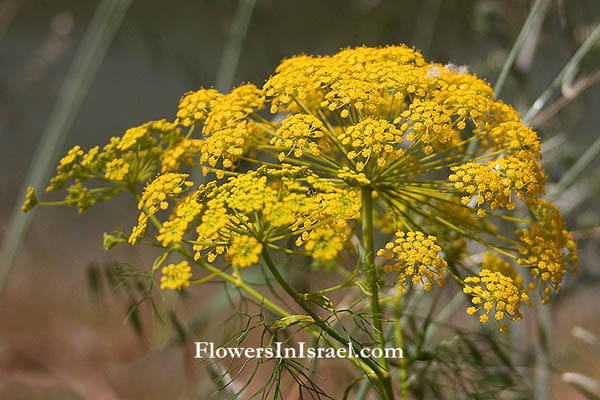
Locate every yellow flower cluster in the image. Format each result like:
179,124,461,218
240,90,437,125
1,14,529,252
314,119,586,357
203,84,265,134
104,158,130,181
177,88,223,127
337,118,404,169
65,183,94,213
161,139,202,172
199,120,258,175
480,252,524,289
129,173,194,244
42,119,181,212
272,113,325,160
337,167,371,186
486,119,541,158
464,269,528,332
377,231,448,292
58,145,84,170
227,235,263,267
178,84,265,176
321,46,427,115
118,125,153,151
160,261,193,290
137,173,194,215
264,45,425,115
22,186,38,212
306,175,361,219
395,99,454,155
263,55,327,113
190,168,359,264
144,119,179,134
303,227,345,261
449,153,545,216
432,65,495,122
45,145,85,192
129,212,148,245
157,192,203,247
29,45,578,326
516,200,578,303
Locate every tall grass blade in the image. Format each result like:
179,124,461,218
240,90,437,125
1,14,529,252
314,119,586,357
0,0,133,292
523,22,600,125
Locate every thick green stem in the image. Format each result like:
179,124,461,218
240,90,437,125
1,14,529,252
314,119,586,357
361,186,394,399
261,247,394,398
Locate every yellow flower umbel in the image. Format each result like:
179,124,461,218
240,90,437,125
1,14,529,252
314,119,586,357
137,173,194,215
160,261,193,290
30,44,578,338
480,252,524,289
272,114,326,161
304,227,345,261
191,167,359,266
227,236,263,267
516,200,578,303
377,231,448,292
177,88,223,127
464,269,529,332
104,159,130,181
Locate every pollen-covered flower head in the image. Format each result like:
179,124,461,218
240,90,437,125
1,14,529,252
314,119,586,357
137,173,194,215
464,269,529,332
377,231,448,292
272,113,326,160
516,200,578,303
160,261,193,291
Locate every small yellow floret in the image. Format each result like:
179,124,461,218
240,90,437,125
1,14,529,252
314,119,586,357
160,261,192,290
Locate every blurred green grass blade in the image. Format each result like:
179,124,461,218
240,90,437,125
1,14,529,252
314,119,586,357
423,290,464,346
493,0,549,98
523,22,600,125
215,0,256,93
548,133,600,201
126,300,144,339
0,0,133,292
355,378,371,400
412,0,442,57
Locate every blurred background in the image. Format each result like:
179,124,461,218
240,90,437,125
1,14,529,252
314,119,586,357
0,0,599,398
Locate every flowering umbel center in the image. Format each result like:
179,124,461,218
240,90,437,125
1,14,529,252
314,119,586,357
26,45,577,334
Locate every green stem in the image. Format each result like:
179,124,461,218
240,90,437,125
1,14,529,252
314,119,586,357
393,292,408,400
261,247,393,398
193,254,290,317
361,186,394,399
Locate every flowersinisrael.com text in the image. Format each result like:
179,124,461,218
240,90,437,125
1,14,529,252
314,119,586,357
194,342,403,360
